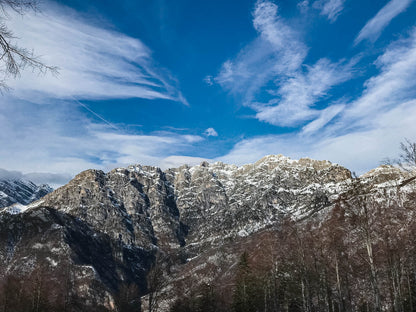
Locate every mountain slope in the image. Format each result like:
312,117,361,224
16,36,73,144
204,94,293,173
0,178,52,209
0,155,414,311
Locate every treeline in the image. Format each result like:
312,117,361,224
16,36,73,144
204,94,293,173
170,180,416,312
0,263,140,312
0,265,82,312
1,179,415,312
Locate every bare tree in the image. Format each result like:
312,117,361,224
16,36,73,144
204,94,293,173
0,0,57,90
398,138,416,172
381,138,416,177
146,252,171,312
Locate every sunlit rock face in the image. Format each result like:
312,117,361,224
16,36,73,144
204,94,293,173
168,155,352,255
40,155,352,254
1,155,414,311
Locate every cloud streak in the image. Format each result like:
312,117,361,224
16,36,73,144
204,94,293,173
355,0,414,45
5,2,187,104
0,1,198,186
346,29,416,120
0,96,202,186
313,0,346,22
219,28,416,174
253,58,354,126
213,0,354,128
214,0,307,102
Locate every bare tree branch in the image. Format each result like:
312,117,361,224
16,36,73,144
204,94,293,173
398,138,416,172
380,138,416,173
0,0,58,91
0,0,39,15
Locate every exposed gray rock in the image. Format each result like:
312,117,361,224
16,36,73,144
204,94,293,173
0,155,413,311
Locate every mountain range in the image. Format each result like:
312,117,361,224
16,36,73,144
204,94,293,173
0,155,415,312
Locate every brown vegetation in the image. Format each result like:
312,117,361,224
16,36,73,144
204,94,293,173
170,179,416,312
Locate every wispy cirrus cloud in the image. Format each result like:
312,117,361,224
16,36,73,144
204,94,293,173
213,0,307,101
297,1,310,14
218,100,416,174
219,28,416,173
355,0,414,45
0,1,200,186
313,0,346,22
5,2,187,104
219,99,416,174
253,58,355,126
212,0,354,128
0,96,202,186
301,103,345,134
346,29,416,120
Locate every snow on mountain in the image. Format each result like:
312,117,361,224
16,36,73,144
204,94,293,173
0,155,414,311
0,178,52,209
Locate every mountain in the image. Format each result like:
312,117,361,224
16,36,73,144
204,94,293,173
0,155,415,311
0,178,52,210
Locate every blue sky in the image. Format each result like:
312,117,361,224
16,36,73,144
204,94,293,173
1,0,416,186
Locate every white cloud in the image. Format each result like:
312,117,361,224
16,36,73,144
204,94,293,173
218,29,416,174
214,0,307,104
2,0,415,186
159,156,210,169
0,96,203,186
0,169,25,181
310,100,416,173
313,0,346,22
0,168,71,187
218,100,416,173
204,75,214,86
5,20,416,188
355,0,413,45
23,172,73,188
212,0,354,128
346,29,416,120
301,104,345,134
204,128,218,137
253,58,354,126
298,1,310,14
252,0,305,62
217,135,298,166
4,2,187,104
0,1,198,187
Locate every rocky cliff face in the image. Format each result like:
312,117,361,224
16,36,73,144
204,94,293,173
0,178,52,209
167,155,351,255
39,155,351,254
0,155,413,311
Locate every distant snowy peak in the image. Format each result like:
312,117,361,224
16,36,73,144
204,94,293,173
0,179,52,209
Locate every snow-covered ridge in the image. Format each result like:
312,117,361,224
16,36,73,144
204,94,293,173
2,200,45,215
1,155,414,312
0,178,52,210
10,155,411,251
32,154,355,253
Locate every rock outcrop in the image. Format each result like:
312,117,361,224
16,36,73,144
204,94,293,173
0,155,414,311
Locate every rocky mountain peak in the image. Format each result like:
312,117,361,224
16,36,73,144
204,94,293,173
361,164,411,183
0,178,52,209
36,155,354,255
1,154,415,311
